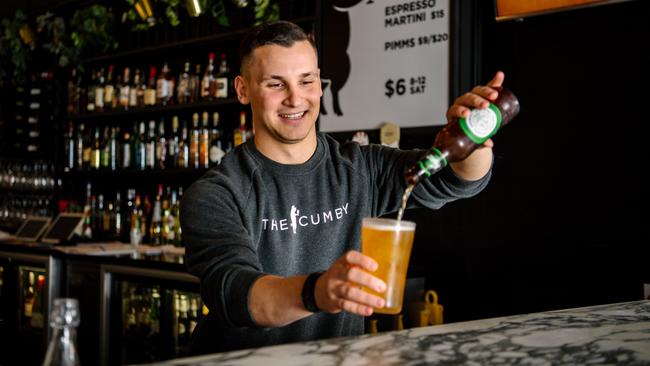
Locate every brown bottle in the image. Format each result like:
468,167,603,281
405,86,520,186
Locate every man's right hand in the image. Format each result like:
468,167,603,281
313,250,387,316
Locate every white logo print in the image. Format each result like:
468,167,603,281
290,205,300,234
261,202,350,234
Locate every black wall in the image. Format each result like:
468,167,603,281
401,0,649,322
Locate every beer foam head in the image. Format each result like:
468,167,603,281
363,218,415,231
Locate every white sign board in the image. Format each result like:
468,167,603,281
319,0,450,132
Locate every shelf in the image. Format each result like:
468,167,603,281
70,98,239,121
62,167,211,179
80,16,318,64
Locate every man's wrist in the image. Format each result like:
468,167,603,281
301,271,324,313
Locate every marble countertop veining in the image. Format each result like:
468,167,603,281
153,300,650,366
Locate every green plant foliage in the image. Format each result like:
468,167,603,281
253,0,280,26
0,10,32,81
36,12,78,68
210,0,231,27
70,5,119,54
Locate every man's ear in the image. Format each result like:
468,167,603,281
235,75,250,105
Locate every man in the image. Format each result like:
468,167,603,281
181,20,500,354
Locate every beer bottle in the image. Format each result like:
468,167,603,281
405,86,520,186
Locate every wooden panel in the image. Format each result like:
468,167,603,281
495,0,628,21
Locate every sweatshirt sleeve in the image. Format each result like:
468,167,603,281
180,178,265,328
361,144,491,217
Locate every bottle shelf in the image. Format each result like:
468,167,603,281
70,98,239,121
62,167,210,179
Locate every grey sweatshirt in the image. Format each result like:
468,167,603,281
181,132,490,354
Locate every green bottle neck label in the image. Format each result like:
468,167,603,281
459,103,502,144
418,148,448,177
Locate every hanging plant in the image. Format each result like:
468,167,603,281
70,5,119,55
36,12,78,68
210,0,230,27
0,9,33,81
123,0,184,31
252,0,279,26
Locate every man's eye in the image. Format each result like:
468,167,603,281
302,80,314,85
268,83,283,89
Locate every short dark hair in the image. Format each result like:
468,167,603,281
239,21,318,75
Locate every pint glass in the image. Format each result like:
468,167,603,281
362,218,415,314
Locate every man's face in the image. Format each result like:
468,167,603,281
236,40,322,146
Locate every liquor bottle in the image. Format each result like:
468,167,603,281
144,66,157,106
177,61,191,105
91,127,101,170
404,86,520,186
96,194,106,239
199,112,210,168
95,68,105,113
130,194,143,245
109,127,119,171
150,185,163,245
82,125,92,171
157,119,167,170
170,189,181,246
161,186,172,244
142,195,152,243
167,116,180,169
86,70,96,112
75,123,85,170
215,53,230,98
209,112,225,166
233,111,247,146
177,120,189,168
189,297,199,334
157,61,174,106
136,69,146,107
201,53,215,101
129,69,140,109
32,274,45,328
177,294,190,346
123,189,136,243
146,120,157,170
189,113,200,169
101,126,111,169
189,64,201,104
23,271,35,321
42,298,81,366
134,121,146,171
114,192,122,240
122,127,133,169
104,65,115,110
119,67,131,110
83,182,93,239
64,122,75,172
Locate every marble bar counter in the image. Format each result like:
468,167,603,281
151,300,650,366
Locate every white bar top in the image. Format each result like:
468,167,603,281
148,300,650,366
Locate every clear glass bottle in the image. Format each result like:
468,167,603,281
42,298,81,366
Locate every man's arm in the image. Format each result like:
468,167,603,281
249,251,387,327
448,71,505,181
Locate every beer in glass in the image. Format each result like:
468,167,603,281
362,217,415,314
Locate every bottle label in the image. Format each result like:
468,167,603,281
419,148,447,177
459,104,502,144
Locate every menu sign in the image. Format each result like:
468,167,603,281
319,0,450,132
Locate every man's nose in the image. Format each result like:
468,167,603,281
283,85,302,106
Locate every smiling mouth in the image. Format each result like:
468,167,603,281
279,111,307,120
